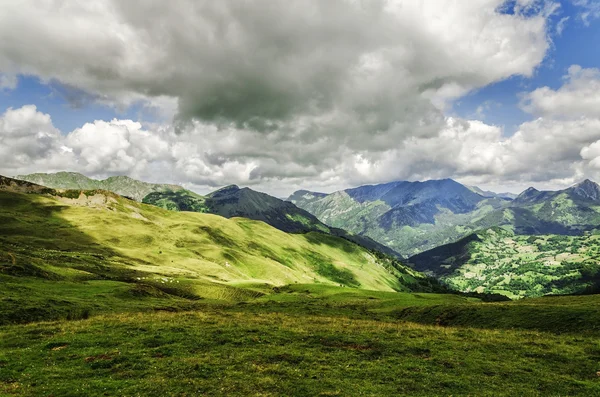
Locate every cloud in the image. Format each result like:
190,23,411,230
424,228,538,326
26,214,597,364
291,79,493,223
2,1,584,196
572,0,600,25
521,65,600,118
0,105,65,172
0,1,551,131
556,16,570,35
0,74,17,90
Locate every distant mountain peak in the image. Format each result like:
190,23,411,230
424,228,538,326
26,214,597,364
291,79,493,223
208,184,240,197
286,189,328,205
15,171,184,201
570,179,600,201
574,178,597,188
514,187,541,203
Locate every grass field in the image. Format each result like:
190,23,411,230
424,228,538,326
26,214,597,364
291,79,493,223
1,291,600,396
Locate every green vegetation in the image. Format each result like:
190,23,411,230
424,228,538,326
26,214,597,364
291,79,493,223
0,183,434,325
410,227,600,298
142,189,208,212
2,293,600,396
2,176,600,395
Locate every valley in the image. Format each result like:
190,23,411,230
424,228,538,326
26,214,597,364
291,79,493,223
2,174,600,395
410,227,600,299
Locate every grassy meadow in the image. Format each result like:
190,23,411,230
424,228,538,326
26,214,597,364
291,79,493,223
1,292,600,396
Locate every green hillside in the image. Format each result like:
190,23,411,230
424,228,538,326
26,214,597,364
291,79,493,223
0,176,435,325
16,172,183,201
143,184,404,259
144,185,329,234
409,227,600,299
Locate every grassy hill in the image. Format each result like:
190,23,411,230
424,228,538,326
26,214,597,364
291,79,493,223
409,227,600,299
143,184,403,259
0,176,436,325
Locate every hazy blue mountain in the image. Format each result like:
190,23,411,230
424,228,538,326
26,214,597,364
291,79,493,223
468,185,517,200
287,189,328,207
289,179,508,256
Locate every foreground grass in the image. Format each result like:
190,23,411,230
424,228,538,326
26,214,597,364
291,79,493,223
1,304,599,397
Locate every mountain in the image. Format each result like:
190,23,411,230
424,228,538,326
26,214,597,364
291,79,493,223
287,189,328,207
409,227,600,299
15,171,183,201
143,184,403,258
290,178,600,257
289,179,509,256
467,185,517,200
203,185,330,234
476,179,600,235
0,175,442,324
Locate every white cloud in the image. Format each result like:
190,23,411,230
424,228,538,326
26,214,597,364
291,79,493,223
0,74,17,90
572,0,600,25
0,105,65,172
521,65,600,118
2,98,600,198
4,1,595,197
0,1,551,141
556,16,570,35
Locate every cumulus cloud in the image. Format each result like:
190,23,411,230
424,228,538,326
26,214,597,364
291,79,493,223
0,106,64,171
3,0,589,196
521,65,600,118
0,1,551,135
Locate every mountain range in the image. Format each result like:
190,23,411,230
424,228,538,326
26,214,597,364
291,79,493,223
14,171,600,299
289,178,600,257
289,178,509,256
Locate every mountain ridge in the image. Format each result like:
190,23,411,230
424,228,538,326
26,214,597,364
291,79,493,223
289,178,600,256
16,171,184,201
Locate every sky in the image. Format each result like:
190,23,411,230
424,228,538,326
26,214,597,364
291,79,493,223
1,0,600,197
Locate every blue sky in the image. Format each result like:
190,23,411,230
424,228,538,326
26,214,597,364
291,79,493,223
453,0,600,135
0,77,145,132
